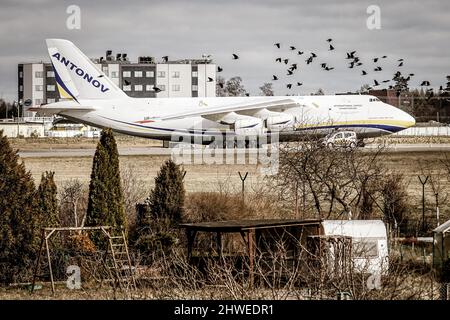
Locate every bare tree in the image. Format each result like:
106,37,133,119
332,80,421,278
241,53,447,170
259,83,274,96
225,76,247,97
59,179,87,227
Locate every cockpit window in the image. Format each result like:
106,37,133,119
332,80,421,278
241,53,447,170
369,98,381,102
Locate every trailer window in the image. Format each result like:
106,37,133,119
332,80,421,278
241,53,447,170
352,239,378,258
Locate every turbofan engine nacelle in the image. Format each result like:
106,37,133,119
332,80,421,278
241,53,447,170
265,113,294,131
233,118,264,136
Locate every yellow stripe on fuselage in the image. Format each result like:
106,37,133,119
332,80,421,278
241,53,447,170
295,119,414,129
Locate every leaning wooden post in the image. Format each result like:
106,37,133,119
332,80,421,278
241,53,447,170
30,228,45,294
45,231,55,294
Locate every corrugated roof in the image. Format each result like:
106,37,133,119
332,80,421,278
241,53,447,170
179,219,322,232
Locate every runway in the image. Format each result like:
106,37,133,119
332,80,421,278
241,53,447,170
17,144,450,158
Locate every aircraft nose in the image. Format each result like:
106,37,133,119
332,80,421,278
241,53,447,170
401,110,416,128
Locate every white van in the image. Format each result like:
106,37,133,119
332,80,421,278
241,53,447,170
321,220,389,275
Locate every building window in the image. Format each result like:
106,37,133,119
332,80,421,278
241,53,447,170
19,71,23,78
145,85,153,91
47,85,56,91
47,71,55,77
157,71,166,78
123,85,131,91
159,85,166,91
192,85,198,91
172,84,181,92
192,71,198,77
35,71,44,78
35,99,42,105
123,71,131,78
145,71,154,78
134,85,143,91
134,71,143,78
19,85,23,92
102,66,108,72
47,98,56,103
35,85,43,91
172,71,180,78
110,71,118,78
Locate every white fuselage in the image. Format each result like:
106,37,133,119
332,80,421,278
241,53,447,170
47,94,415,143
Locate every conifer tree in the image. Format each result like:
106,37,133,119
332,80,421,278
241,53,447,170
86,129,126,241
148,159,185,224
0,130,38,283
36,171,60,228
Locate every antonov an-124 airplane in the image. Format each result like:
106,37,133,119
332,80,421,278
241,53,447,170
33,39,416,145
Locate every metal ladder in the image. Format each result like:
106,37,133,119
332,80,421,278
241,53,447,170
105,228,137,292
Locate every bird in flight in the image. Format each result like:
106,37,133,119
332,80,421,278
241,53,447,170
274,43,281,48
217,66,223,72
275,57,282,63
420,81,430,86
346,51,356,59
287,84,292,89
297,82,303,86
290,46,296,50
298,51,304,55
373,80,380,86
329,44,335,51
232,54,239,59
398,62,403,67
162,56,169,63
326,38,333,42
272,75,278,80
362,70,367,76
207,77,214,82
153,86,162,93
287,70,294,75
284,59,289,64
373,57,379,63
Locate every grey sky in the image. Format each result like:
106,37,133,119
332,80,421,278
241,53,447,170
0,0,449,101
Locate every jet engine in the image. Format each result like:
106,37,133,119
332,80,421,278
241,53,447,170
265,113,294,131
233,118,264,136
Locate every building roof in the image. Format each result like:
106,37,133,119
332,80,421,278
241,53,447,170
322,220,387,238
433,220,450,234
179,219,322,232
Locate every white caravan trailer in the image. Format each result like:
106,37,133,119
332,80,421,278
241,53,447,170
322,220,389,274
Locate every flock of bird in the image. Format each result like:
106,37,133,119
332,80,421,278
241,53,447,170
138,39,445,96
219,39,445,96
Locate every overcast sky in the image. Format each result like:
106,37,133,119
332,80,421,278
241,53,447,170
0,0,449,101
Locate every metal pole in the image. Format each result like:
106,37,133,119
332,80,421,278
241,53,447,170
418,175,429,232
238,171,248,203
436,192,440,227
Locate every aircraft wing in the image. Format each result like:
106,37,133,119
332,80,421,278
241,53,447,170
160,98,299,121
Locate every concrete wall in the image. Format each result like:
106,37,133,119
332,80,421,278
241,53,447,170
0,123,45,137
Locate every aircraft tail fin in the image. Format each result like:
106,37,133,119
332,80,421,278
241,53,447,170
46,39,127,101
